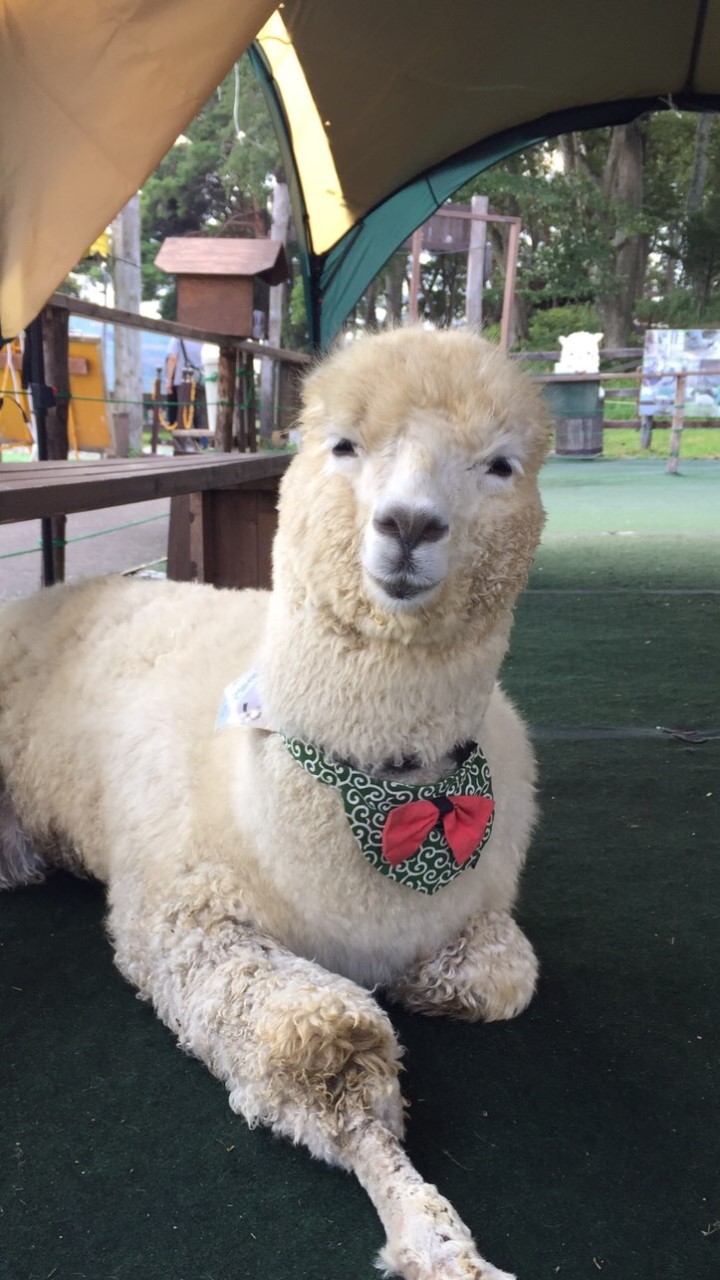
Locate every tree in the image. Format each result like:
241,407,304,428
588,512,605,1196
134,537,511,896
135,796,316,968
140,59,282,318
596,122,649,347
112,195,143,453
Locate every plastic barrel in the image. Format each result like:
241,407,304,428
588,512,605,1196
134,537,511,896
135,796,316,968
543,380,604,456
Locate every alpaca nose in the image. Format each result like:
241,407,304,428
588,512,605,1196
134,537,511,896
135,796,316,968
372,503,449,550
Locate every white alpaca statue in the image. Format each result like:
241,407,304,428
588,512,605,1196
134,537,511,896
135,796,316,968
0,328,551,1280
554,331,604,374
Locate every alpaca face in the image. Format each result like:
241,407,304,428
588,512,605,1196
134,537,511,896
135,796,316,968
281,329,550,637
331,419,529,613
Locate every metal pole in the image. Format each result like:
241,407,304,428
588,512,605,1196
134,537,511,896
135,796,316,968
26,314,56,586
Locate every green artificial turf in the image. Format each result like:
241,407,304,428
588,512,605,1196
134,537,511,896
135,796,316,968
2,459,719,1280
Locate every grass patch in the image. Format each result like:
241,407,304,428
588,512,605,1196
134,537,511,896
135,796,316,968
602,427,720,458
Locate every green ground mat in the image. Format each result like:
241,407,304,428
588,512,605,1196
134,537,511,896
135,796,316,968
2,459,718,1280
539,457,720,538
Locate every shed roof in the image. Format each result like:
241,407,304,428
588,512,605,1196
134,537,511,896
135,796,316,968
155,238,289,286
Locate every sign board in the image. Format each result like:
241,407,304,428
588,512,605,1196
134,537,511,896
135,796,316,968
640,329,720,418
67,335,112,451
0,340,33,445
0,335,112,452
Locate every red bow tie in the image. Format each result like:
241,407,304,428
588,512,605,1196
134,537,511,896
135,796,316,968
382,794,495,868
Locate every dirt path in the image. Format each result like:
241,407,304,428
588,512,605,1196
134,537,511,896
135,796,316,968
0,498,170,601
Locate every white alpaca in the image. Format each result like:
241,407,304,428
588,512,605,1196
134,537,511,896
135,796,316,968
554,331,603,374
0,329,550,1280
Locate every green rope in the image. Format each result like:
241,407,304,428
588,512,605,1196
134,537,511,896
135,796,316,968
0,512,168,560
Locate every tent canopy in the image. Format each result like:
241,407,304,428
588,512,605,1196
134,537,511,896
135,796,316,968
1,1,719,346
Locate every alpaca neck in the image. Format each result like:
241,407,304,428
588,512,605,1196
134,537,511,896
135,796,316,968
259,592,512,781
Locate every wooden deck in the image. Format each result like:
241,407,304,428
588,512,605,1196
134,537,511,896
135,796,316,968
0,454,291,524
0,453,292,590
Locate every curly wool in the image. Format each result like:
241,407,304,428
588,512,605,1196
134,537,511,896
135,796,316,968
0,328,550,1280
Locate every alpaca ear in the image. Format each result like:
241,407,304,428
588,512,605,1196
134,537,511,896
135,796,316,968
594,333,604,342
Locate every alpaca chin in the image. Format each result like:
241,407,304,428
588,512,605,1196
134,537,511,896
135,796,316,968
363,570,442,614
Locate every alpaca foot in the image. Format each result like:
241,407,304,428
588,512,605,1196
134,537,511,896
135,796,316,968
387,911,538,1023
377,1181,516,1279
346,1123,516,1280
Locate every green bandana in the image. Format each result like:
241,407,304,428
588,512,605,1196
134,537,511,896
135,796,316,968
280,734,494,895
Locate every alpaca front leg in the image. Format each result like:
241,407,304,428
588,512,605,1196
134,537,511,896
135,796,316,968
108,870,516,1279
387,911,538,1022
108,869,404,1159
345,1120,516,1280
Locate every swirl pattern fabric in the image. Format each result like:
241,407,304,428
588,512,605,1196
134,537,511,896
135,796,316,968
280,735,495,895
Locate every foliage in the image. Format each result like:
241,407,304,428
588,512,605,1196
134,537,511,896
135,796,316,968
683,194,720,306
140,59,282,315
524,304,602,351
381,113,720,346
282,273,309,350
636,287,720,329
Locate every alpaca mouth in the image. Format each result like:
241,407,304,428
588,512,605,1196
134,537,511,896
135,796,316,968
367,571,439,604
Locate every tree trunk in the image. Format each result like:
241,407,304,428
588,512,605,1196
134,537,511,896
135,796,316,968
487,223,528,345
260,182,290,439
364,277,378,330
466,194,488,331
384,253,405,324
597,123,647,348
687,114,713,215
112,194,144,454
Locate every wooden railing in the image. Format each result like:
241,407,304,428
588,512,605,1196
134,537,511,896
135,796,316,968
44,293,311,459
2,298,310,586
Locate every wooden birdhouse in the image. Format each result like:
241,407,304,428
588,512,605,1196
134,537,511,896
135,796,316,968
155,238,289,338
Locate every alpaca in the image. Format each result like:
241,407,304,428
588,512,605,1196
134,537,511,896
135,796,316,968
0,328,550,1280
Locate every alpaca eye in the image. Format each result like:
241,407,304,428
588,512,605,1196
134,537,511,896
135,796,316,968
486,456,513,478
332,438,358,457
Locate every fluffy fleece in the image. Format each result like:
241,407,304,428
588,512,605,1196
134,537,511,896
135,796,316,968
0,327,551,1280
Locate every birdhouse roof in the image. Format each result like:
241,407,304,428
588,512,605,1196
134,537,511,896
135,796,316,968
155,238,289,286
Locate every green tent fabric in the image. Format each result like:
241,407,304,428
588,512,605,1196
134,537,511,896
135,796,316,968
250,0,720,345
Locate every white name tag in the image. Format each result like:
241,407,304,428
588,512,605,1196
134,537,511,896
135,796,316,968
215,668,272,731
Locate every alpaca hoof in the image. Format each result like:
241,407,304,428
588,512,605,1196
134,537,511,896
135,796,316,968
388,912,538,1023
376,1182,516,1280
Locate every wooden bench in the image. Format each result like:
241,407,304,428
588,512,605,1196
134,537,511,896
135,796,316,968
0,453,292,590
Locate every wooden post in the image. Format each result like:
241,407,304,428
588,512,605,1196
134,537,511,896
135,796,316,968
42,304,70,581
466,195,489,331
150,367,162,453
238,350,256,452
667,373,686,474
639,413,654,449
260,180,290,439
500,220,520,352
173,377,195,453
408,227,423,322
167,478,282,588
215,345,236,452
